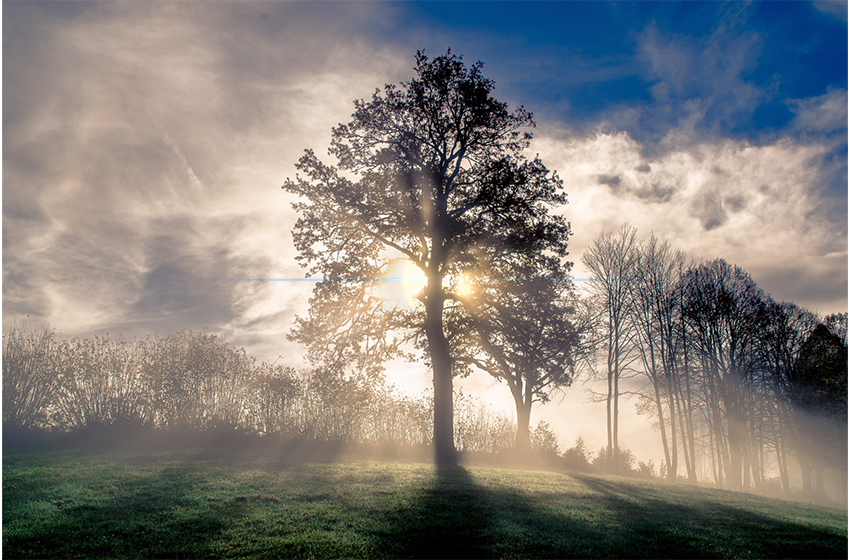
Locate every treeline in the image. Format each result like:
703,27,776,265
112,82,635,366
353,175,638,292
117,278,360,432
1,323,666,479
583,225,848,502
1,325,551,458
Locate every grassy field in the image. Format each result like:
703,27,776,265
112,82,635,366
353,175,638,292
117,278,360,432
3,447,847,559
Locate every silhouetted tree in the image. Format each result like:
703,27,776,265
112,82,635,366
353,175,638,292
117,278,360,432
787,323,848,499
681,259,769,489
454,253,576,451
630,234,691,481
760,301,819,494
283,50,569,464
582,225,640,453
2,324,62,430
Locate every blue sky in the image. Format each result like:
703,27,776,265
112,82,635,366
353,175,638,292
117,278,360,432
3,1,847,460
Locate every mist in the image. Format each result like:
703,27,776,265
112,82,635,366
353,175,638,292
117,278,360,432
3,0,846,507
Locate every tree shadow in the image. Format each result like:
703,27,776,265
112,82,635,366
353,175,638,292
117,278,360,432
371,465,610,559
572,474,848,559
371,465,493,558
373,468,847,559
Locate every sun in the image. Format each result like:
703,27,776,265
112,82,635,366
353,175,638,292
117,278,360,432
453,271,476,298
377,259,427,304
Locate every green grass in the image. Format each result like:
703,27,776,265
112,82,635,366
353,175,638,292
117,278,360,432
3,447,847,559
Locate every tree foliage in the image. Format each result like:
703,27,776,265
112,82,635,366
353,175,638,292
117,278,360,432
282,49,570,464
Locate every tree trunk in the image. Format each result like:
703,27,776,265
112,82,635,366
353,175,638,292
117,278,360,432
613,335,620,452
799,457,813,500
607,337,614,452
653,379,673,481
425,277,457,466
515,397,532,452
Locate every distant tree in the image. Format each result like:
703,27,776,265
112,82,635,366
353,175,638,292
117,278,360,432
823,312,848,344
562,436,592,472
283,50,569,464
760,301,819,494
592,446,636,476
629,233,693,482
787,323,848,499
681,259,769,489
582,225,640,453
53,334,150,430
530,420,561,455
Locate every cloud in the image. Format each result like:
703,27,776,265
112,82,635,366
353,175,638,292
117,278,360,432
787,87,849,136
634,15,765,144
535,130,847,313
3,0,846,370
813,0,849,21
2,1,414,360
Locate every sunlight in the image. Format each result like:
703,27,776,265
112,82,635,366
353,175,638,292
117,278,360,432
452,271,476,298
377,259,427,305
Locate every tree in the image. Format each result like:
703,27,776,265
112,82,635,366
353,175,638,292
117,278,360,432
630,233,692,481
787,323,848,499
681,259,769,489
2,323,62,430
582,225,640,453
454,252,577,451
282,50,569,465
760,301,818,494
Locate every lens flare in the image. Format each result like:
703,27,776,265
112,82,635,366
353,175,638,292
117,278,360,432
377,259,427,304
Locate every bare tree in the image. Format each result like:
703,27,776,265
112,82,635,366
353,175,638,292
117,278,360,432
581,224,640,452
681,259,769,489
630,233,692,481
2,324,62,430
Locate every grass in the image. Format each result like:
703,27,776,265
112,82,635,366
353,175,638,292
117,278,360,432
3,447,847,559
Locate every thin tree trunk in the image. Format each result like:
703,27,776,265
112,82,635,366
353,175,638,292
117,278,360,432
654,379,672,479
613,323,620,452
607,326,614,452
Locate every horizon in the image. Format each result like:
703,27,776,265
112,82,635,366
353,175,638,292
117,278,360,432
3,0,847,474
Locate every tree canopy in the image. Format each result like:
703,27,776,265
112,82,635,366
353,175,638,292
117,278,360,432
282,49,571,464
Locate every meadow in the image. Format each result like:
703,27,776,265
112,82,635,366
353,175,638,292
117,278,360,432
3,446,847,559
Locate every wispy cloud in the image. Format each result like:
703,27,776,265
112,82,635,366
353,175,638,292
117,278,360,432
3,0,846,365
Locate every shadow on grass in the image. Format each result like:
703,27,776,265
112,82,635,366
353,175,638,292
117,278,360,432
371,466,492,558
5,454,846,559
571,475,848,560
372,465,609,559
374,468,847,559
3,459,263,559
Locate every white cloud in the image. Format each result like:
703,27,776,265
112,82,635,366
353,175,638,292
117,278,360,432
534,130,847,312
1,1,413,361
787,87,849,136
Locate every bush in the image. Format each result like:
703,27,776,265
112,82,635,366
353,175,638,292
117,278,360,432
531,421,560,456
561,436,592,472
592,446,636,476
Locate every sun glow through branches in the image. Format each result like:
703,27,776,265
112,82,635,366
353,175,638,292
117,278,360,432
377,259,427,305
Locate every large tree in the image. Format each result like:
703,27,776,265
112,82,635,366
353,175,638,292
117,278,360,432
282,50,570,465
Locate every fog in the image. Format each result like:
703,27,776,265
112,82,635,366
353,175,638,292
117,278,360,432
3,2,846,498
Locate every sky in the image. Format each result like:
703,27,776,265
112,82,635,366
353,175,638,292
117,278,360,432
3,0,848,467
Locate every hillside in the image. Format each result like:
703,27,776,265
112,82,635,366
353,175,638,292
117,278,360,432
3,447,846,559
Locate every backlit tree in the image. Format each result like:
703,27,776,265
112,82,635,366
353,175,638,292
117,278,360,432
282,50,570,464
